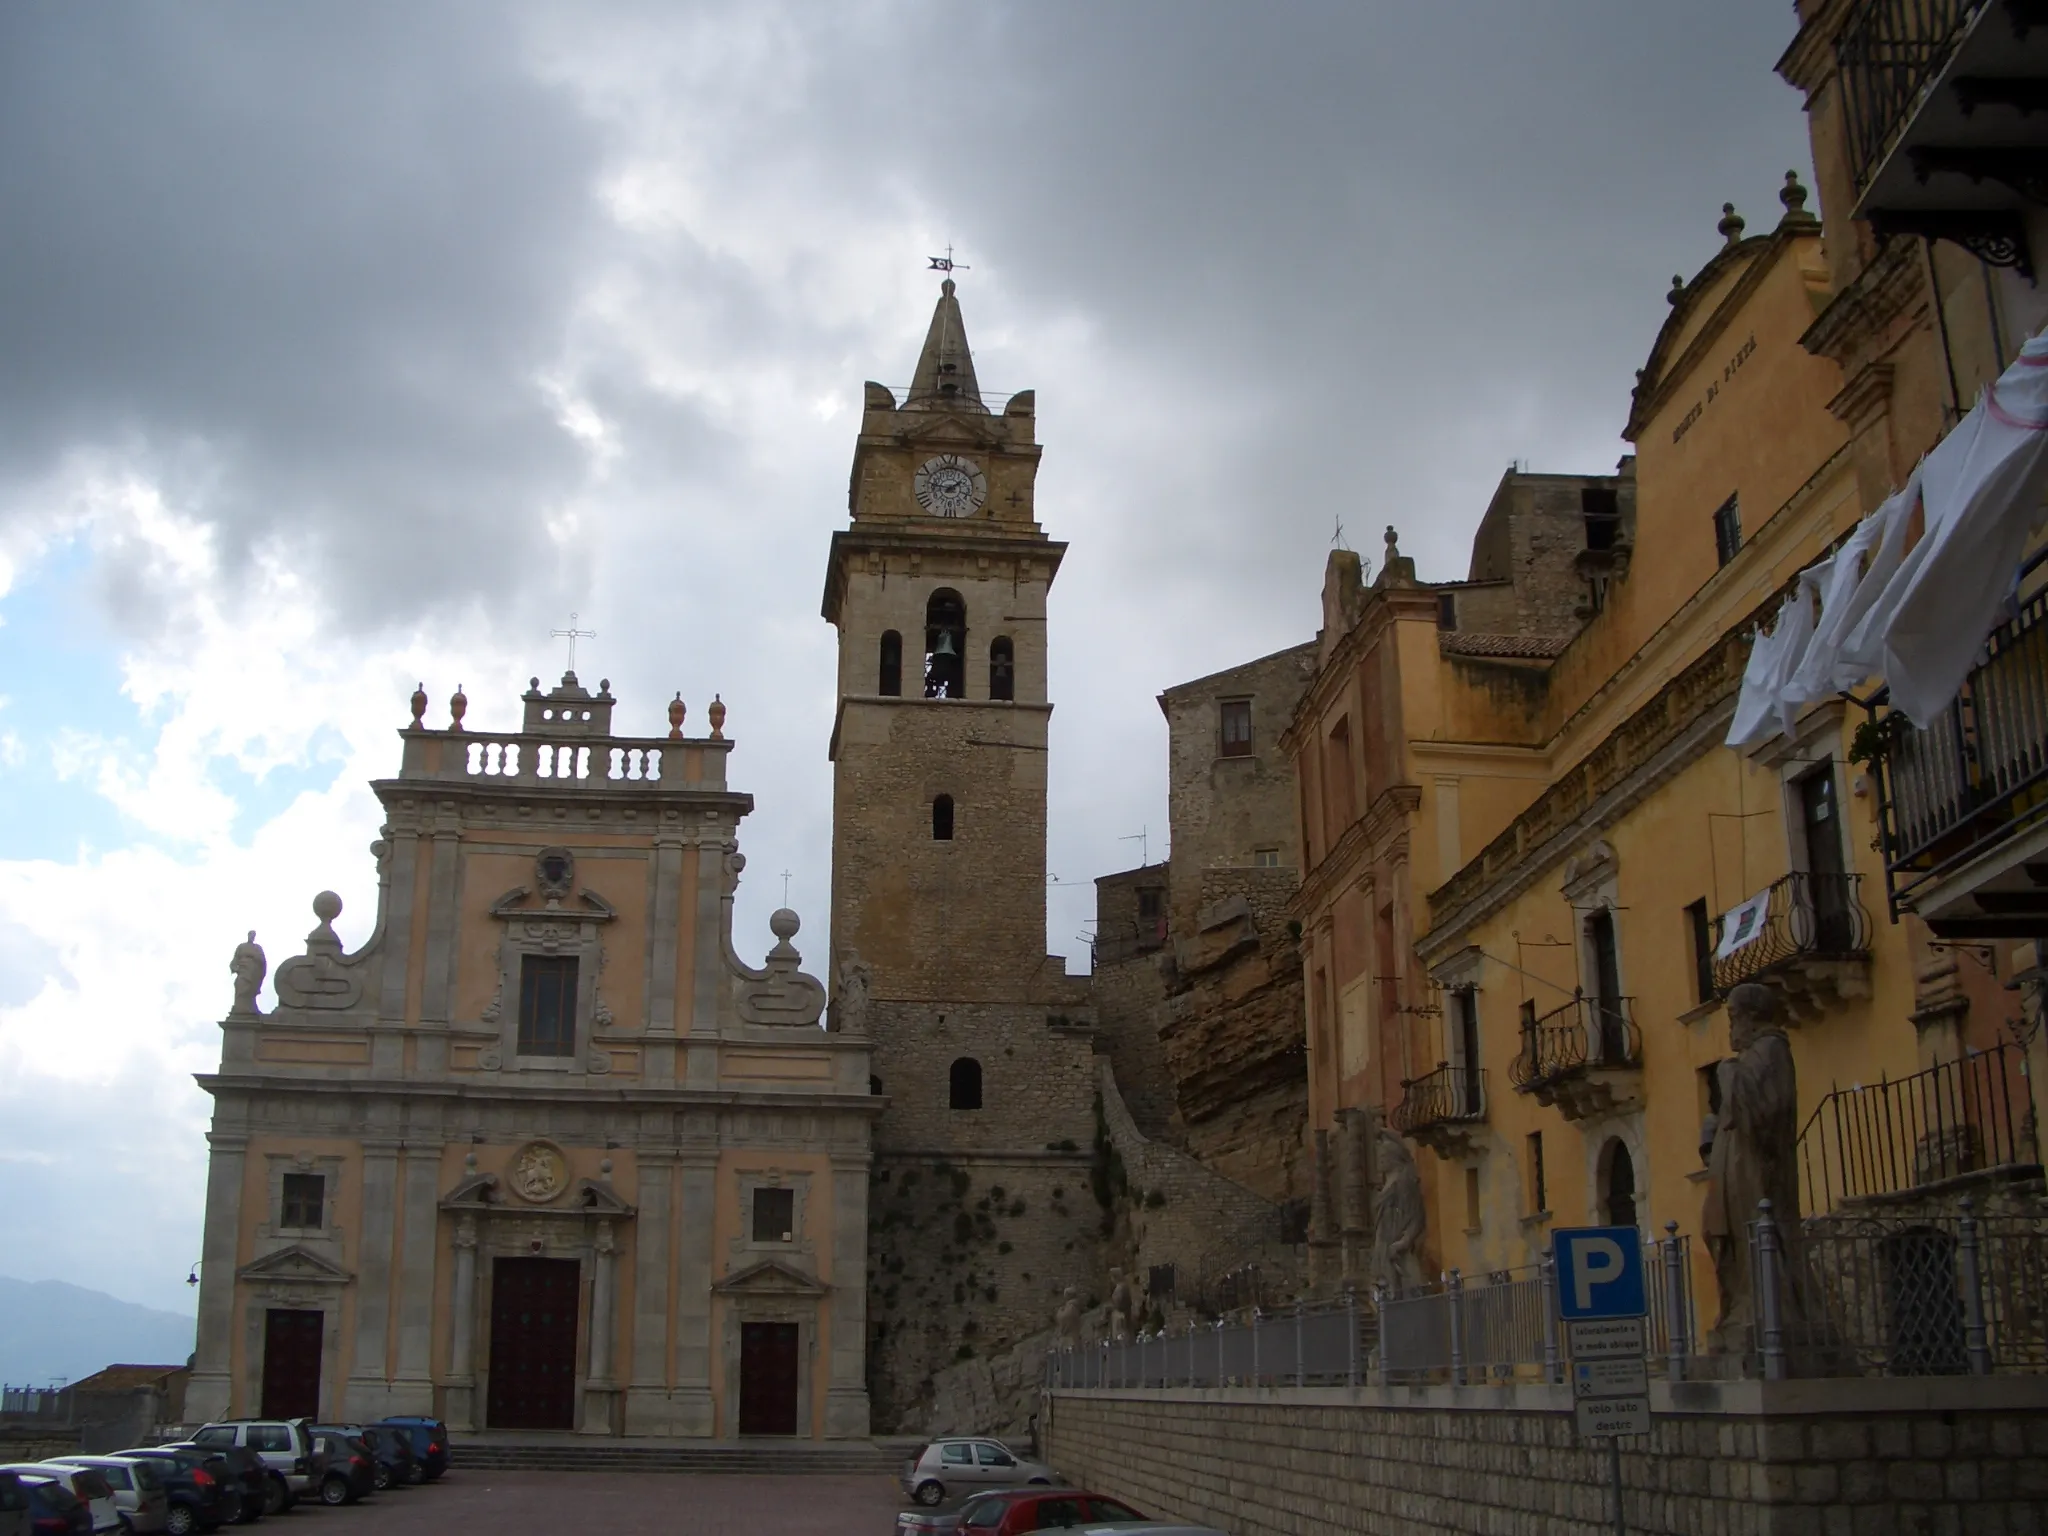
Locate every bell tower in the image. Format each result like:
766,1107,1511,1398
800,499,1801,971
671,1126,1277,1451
822,279,1067,1001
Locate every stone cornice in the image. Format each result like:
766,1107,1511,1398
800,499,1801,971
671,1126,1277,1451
821,525,1068,623
1799,238,1923,369
1291,784,1422,918
195,1074,888,1115
1775,0,1850,93
1280,587,1438,757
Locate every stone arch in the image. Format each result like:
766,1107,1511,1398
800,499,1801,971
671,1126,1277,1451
924,589,966,698
949,1057,983,1111
988,636,1014,701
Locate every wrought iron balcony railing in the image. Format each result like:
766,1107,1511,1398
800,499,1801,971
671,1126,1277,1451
1509,995,1640,1095
1390,1063,1488,1134
1712,871,1875,993
1836,0,1989,195
1874,554,2048,928
1798,1040,2040,1214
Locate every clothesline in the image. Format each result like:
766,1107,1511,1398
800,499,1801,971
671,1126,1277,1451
1728,330,2048,748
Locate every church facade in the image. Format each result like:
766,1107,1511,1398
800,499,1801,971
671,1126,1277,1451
187,673,876,1439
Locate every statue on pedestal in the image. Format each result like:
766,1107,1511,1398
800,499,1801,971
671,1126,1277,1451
1054,1287,1083,1348
1370,1128,1426,1295
1107,1267,1136,1342
229,931,266,1017
1703,982,1802,1351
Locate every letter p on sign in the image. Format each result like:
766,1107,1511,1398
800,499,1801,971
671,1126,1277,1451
1553,1225,1647,1319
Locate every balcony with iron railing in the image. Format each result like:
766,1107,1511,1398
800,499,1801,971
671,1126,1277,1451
1390,1063,1488,1160
1712,871,1875,1009
1833,0,2047,274
1873,552,2048,936
1509,994,1641,1122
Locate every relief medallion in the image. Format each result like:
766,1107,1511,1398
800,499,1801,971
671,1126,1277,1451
508,1139,569,1203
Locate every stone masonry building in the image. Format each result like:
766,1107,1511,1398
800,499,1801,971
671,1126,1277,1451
188,673,877,1440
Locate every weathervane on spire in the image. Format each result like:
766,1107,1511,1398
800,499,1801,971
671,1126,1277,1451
927,245,970,275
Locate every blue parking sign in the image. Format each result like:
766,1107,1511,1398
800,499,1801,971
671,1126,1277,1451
1553,1226,1646,1319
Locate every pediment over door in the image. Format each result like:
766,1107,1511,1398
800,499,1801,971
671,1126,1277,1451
712,1258,828,1298
237,1244,354,1287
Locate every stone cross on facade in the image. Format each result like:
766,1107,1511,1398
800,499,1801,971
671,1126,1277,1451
550,612,595,672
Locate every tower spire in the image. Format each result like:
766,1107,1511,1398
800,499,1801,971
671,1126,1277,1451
904,278,982,410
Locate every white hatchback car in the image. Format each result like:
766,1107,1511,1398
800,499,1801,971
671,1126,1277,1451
900,1439,1059,1506
44,1457,171,1535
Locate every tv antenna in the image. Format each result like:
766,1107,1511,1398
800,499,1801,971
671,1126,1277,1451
1119,826,1152,866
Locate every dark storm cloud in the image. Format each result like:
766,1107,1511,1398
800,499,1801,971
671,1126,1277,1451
0,2,613,623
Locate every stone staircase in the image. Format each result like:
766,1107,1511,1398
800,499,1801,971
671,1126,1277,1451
450,1435,916,1476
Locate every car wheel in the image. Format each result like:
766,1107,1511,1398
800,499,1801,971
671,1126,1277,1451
371,1465,391,1493
913,1480,946,1507
261,1477,286,1517
320,1476,351,1507
165,1503,198,1536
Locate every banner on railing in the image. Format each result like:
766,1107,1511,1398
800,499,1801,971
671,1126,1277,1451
1715,889,1770,959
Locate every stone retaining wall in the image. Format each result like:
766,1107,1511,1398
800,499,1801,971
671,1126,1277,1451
1043,1379,2048,1535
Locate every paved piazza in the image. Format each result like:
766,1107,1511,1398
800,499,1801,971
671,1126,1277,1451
319,1471,907,1534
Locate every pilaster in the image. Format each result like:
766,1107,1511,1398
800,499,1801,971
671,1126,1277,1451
343,1139,402,1418
390,1143,441,1410
185,1129,249,1424
624,1152,680,1434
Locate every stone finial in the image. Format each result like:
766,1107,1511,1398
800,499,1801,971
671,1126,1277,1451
464,1151,478,1174
1668,274,1686,306
708,694,726,739
1779,170,1813,223
668,693,686,739
449,683,467,732
308,891,344,954
1718,202,1745,246
409,683,428,729
1384,525,1400,563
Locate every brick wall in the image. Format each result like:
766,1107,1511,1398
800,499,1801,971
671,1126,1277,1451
1044,1379,2048,1535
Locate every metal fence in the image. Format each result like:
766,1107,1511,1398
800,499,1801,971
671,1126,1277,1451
1834,0,1986,193
1797,1041,2039,1213
1046,1232,1697,1391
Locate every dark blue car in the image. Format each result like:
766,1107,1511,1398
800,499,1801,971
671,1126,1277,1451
374,1419,449,1482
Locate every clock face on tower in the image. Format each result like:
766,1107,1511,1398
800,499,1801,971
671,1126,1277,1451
912,454,987,518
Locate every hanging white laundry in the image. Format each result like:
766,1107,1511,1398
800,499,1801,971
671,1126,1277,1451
1768,565,1824,742
1786,468,1919,700
1726,592,1799,748
1878,334,2048,725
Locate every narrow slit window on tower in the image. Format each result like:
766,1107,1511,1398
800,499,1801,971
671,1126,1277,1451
879,630,902,696
924,589,966,698
932,793,955,841
949,1057,983,1110
1220,698,1253,757
518,954,579,1057
988,636,1015,701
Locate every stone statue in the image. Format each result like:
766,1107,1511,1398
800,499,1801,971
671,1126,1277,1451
1107,1267,1136,1343
1054,1286,1083,1347
833,951,873,1035
1703,983,1802,1349
1370,1128,1426,1294
229,931,266,1016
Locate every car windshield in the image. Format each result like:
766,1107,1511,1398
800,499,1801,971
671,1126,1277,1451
959,1496,1007,1529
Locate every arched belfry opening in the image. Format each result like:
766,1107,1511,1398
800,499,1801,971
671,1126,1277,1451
932,794,955,841
878,631,902,696
988,637,1014,702
925,590,966,698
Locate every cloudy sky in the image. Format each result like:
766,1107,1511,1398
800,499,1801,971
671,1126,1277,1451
0,2,1815,1322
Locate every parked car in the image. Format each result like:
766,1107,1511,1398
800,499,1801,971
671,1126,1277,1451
154,1445,261,1526
1078,1524,1231,1535
42,1459,168,1535
187,1423,319,1514
901,1440,1058,1507
111,1449,233,1535
374,1418,450,1481
0,1471,28,1536
310,1426,412,1491
304,1434,372,1506
17,1474,89,1536
896,1489,1151,1535
0,1471,111,1536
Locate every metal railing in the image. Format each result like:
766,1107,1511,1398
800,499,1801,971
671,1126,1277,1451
1752,1198,2048,1378
1876,554,2048,918
1047,1232,1697,1391
1390,1064,1488,1132
1509,995,1640,1093
0,1385,70,1420
1797,1041,2040,1213
1834,0,1987,194
1711,871,1873,993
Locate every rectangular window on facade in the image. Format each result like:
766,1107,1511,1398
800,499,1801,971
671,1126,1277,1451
280,1173,324,1229
1582,487,1621,551
1219,698,1254,757
1253,847,1281,867
1136,887,1166,948
1712,493,1742,566
517,954,579,1057
1686,898,1715,1004
752,1185,795,1243
1437,592,1458,630
1527,1131,1547,1215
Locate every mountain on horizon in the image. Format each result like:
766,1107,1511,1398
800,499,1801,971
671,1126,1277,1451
0,1277,196,1387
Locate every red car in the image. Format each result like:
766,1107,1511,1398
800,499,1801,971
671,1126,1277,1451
897,1488,1149,1535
